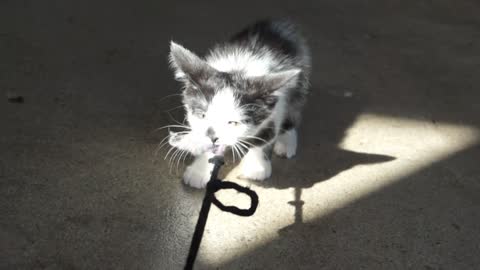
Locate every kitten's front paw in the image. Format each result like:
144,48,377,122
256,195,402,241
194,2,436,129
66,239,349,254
183,162,213,189
238,153,272,181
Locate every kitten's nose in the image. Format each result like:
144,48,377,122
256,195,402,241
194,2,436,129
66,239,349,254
206,127,218,143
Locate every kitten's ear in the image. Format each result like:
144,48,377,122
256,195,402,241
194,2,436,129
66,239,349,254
251,69,301,94
169,41,216,85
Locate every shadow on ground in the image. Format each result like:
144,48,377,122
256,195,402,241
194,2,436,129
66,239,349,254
1,0,480,269
258,91,396,190
219,144,480,269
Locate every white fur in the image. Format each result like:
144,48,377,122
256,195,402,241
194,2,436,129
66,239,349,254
237,147,272,181
168,20,310,188
272,94,287,132
186,88,249,147
183,152,215,188
274,129,297,158
169,131,211,156
249,91,287,140
207,49,274,77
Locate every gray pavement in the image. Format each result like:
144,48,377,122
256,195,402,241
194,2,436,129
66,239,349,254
1,1,480,269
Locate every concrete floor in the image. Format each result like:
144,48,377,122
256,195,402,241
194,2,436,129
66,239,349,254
1,0,480,269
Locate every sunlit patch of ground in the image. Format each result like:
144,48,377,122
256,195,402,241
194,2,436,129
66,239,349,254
194,113,479,267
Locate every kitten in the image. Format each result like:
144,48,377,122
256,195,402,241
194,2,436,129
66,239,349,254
167,19,311,188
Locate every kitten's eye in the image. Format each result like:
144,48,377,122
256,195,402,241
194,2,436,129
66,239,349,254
228,121,239,126
194,111,206,119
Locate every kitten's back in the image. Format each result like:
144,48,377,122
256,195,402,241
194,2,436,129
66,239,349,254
206,19,311,77
230,19,309,63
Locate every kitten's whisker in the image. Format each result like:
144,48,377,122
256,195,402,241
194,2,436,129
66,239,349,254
155,125,191,132
238,140,250,151
164,148,175,174
234,145,241,162
236,144,246,159
243,135,268,143
172,149,184,165
236,142,248,157
155,137,174,157
164,146,177,161
236,145,247,155
155,132,188,156
180,150,189,168
238,139,255,149
168,148,179,165
174,150,185,173
239,139,249,145
155,134,172,153
166,111,187,126
240,146,248,157
169,148,183,174
158,93,183,103
164,104,186,113
177,150,187,173
170,148,181,166
231,145,238,163
158,131,187,148
230,145,235,163
156,140,174,155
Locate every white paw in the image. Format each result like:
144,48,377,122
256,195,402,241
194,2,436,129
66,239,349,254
183,158,213,188
274,129,297,158
238,148,272,181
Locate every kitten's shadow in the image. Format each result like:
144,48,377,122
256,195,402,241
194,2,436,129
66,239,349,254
222,143,395,190
259,145,395,190
229,89,395,189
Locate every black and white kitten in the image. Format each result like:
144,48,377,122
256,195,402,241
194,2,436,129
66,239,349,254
167,19,311,188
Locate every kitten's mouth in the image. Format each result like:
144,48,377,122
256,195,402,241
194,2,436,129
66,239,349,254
211,144,227,156
168,131,227,155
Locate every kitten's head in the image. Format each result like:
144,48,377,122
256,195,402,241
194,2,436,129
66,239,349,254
168,41,299,155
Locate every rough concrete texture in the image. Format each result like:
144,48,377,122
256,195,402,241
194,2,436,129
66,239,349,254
1,1,480,269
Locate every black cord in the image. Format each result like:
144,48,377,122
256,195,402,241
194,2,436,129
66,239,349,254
184,156,259,270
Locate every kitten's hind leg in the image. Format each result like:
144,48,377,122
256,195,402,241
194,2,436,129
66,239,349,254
274,129,297,158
